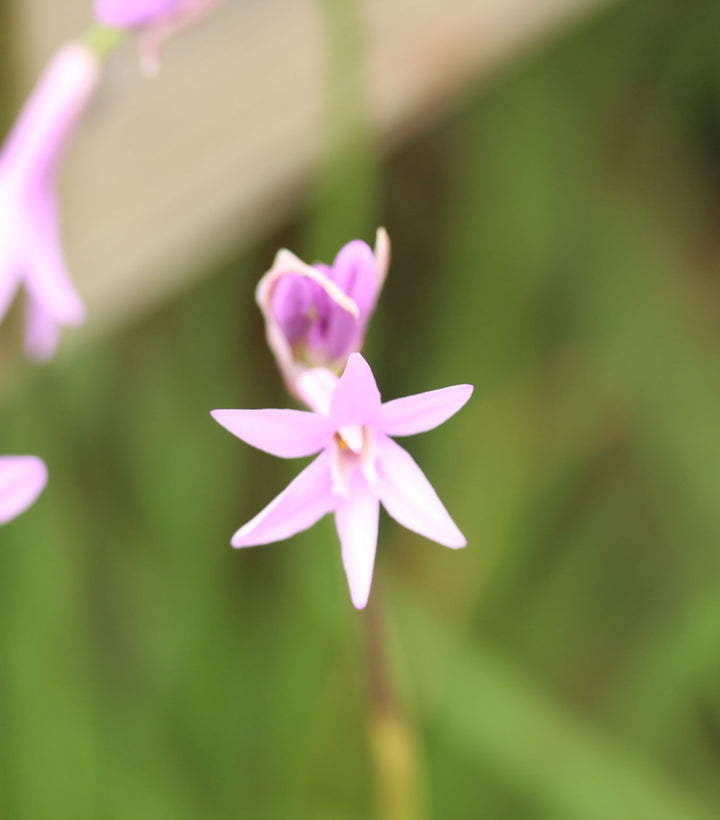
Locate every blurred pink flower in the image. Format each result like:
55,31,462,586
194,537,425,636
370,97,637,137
256,229,390,399
0,44,100,360
212,353,471,609
0,456,47,525
95,0,221,74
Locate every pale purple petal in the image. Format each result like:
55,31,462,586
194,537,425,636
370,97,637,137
231,451,336,547
95,0,182,27
375,436,466,548
23,194,85,325
335,475,380,609
211,408,330,458
24,296,61,362
380,384,473,437
270,273,322,347
324,240,378,359
1,45,100,182
329,353,382,427
0,456,47,524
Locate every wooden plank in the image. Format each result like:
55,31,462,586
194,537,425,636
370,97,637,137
12,0,617,347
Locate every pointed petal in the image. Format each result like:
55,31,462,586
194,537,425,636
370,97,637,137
231,451,335,547
24,194,85,325
380,384,473,437
329,353,382,427
0,456,48,524
324,240,378,359
211,408,330,458
24,295,61,361
375,436,465,548
335,477,380,609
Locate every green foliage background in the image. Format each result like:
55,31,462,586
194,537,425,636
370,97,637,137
3,0,720,816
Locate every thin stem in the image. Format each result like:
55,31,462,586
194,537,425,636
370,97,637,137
363,588,426,820
83,25,128,60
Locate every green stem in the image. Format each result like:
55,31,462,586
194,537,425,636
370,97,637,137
363,589,426,820
83,25,128,60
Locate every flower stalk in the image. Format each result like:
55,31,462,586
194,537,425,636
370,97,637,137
364,592,425,820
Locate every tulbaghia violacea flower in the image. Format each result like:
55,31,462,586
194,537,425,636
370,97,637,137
0,456,47,525
0,44,100,361
256,229,390,399
95,0,221,74
212,353,471,609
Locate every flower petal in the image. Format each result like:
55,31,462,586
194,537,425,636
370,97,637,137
324,240,378,359
0,456,48,525
24,295,61,362
335,476,380,609
375,436,465,548
329,353,382,427
380,384,473,437
270,273,322,346
94,0,181,27
24,194,85,325
231,451,335,547
1,45,100,182
211,408,330,458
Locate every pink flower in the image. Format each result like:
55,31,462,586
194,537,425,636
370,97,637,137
0,456,47,525
256,229,390,398
0,44,100,361
95,0,221,74
95,0,185,26
212,353,471,609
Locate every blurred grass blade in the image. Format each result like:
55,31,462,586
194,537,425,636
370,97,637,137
395,598,717,820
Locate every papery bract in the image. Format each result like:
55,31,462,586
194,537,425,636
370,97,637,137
0,44,100,360
256,229,390,399
212,353,471,609
0,456,48,525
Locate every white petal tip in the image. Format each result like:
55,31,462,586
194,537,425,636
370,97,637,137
444,533,467,549
230,523,249,547
350,590,370,609
210,409,230,428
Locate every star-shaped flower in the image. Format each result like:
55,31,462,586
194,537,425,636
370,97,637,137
0,44,99,360
212,353,472,608
0,456,47,525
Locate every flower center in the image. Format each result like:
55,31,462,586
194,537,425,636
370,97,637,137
330,426,377,497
